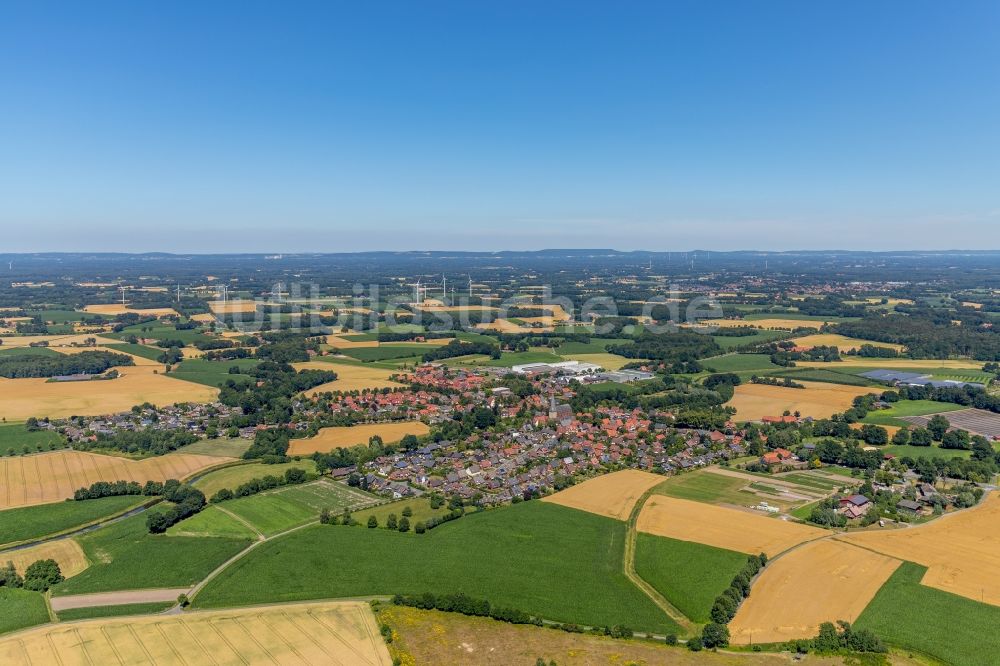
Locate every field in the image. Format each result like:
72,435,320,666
653,468,842,511
861,399,965,427
352,496,452,527
167,358,260,387
0,423,65,456
288,421,430,455
796,357,985,370
166,504,258,539
0,588,49,636
0,601,392,665
902,407,1000,439
294,359,404,391
0,365,219,421
729,539,901,644
0,333,121,348
541,469,666,520
209,480,379,536
53,510,251,596
636,495,826,556
713,318,827,330
0,538,89,579
557,351,635,370
195,501,677,634
207,300,259,313
840,491,1000,605
787,333,905,352
55,601,174,621
191,460,317,496
0,450,234,509
82,304,179,317
856,562,1000,666
176,436,251,458
0,495,146,547
381,605,823,666
701,353,783,374
726,380,878,421
634,533,748,622
712,329,787,350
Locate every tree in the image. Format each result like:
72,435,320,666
891,427,911,446
402,506,413,518
687,636,703,652
367,515,378,528
927,414,950,441
859,424,888,445
398,517,410,532
701,623,730,649
0,561,23,588
386,513,398,530
23,559,63,591
941,429,971,450
909,427,933,446
177,593,190,607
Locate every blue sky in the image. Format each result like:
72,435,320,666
1,1,998,252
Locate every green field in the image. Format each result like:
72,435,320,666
0,588,49,636
352,496,452,527
168,358,260,387
0,346,62,358
176,437,251,458
56,601,174,621
0,423,66,456
634,534,747,623
483,350,563,367
774,472,846,492
857,562,1000,665
701,353,782,374
862,399,966,427
104,343,168,361
771,367,880,386
191,460,318,496
556,338,632,355
52,510,251,596
743,313,857,323
883,444,972,460
194,501,678,634
0,496,146,547
712,329,786,351
340,345,434,362
200,480,379,536
34,309,89,323
166,504,258,539
652,470,755,506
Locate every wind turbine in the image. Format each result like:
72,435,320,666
414,278,421,304
442,274,447,299
118,284,127,306
468,276,473,298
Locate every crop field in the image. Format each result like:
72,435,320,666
634,533,748,622
0,600,392,665
191,460,316,496
0,450,233,509
176,436,251,458
713,318,827,330
787,333,905,352
796,357,985,370
476,319,554,333
352,496,451,527
0,423,65,456
541,469,666,520
637,495,826,556
293,359,404,391
207,300,259,314
341,344,436,361
52,343,163,366
195,502,677,634
726,380,878,421
840,492,1000,605
902,407,1000,439
712,329,787,350
856,562,1000,666
701,353,783,374
166,504,258,539
325,334,380,348
651,469,760,506
82,304,179,317
381,605,822,666
656,468,839,511
0,495,145,547
0,365,219,421
860,399,965,428
55,601,174,621
54,510,251,596
0,588,49,636
729,539,900,644
0,333,121,348
204,480,379,536
288,421,430,455
167,358,260,387
557,351,635,370
0,538,89,578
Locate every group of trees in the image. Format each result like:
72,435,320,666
836,311,1000,361
709,553,768,625
219,359,336,426
421,339,500,362
73,479,167,500
209,467,307,503
606,331,721,373
0,350,134,378
145,481,206,533
0,559,63,592
76,428,199,456
392,592,540,627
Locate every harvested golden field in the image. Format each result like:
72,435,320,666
289,421,430,455
788,333,905,353
726,381,877,421
0,366,218,421
325,334,379,349
714,318,827,330
839,492,1000,605
559,352,638,371
189,313,217,323
866,297,914,306
0,538,88,578
207,300,258,314
0,450,233,509
476,320,555,333
637,496,825,556
729,540,901,645
542,469,666,520
0,600,392,665
962,301,984,310
294,361,403,392
0,333,121,349
797,357,984,370
52,345,162,366
411,304,499,313
82,304,179,317
381,605,834,666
